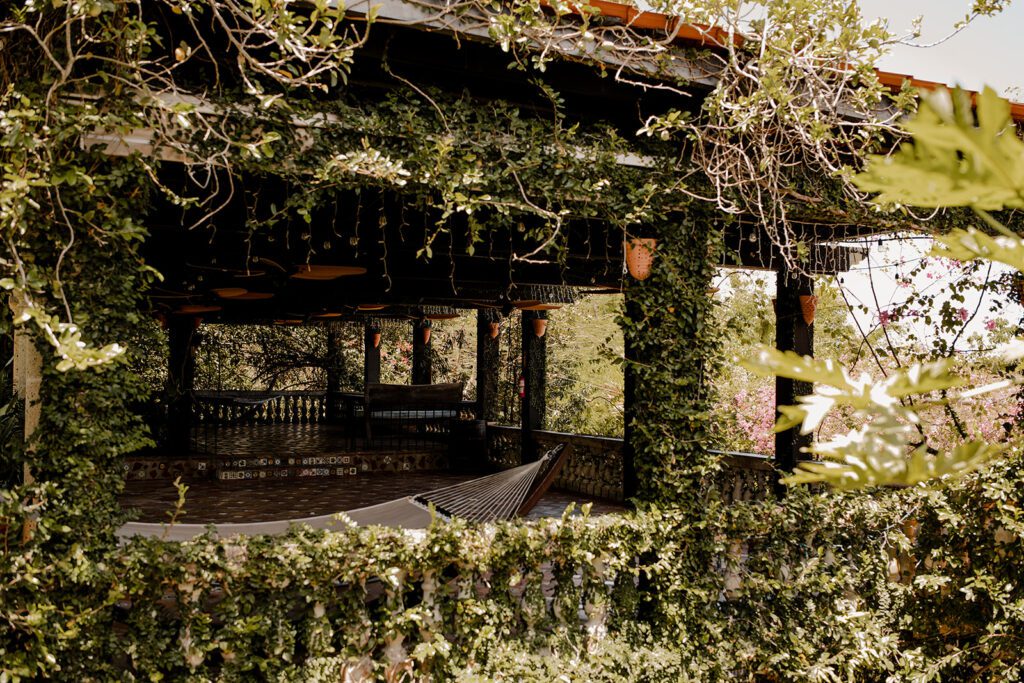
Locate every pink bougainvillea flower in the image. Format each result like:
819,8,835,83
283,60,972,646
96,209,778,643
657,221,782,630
986,319,997,331
879,310,891,327
958,307,969,322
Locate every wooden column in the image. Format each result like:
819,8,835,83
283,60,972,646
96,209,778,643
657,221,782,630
9,300,41,486
1,317,12,400
166,317,197,454
0,311,15,488
364,321,381,388
476,310,500,421
774,266,814,492
520,310,547,463
412,320,432,385
325,322,346,423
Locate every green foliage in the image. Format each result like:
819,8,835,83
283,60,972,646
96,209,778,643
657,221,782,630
741,85,1024,490
546,294,625,438
856,87,1024,210
619,212,722,502
2,0,1023,679
0,458,1012,680
743,348,1006,489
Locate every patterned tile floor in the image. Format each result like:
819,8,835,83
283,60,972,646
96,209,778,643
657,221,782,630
120,472,625,524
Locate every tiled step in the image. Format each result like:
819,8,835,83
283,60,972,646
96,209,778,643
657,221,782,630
124,450,449,483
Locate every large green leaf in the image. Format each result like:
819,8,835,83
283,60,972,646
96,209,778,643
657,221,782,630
930,227,1024,273
854,87,1024,210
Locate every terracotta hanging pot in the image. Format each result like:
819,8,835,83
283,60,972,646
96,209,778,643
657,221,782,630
531,318,547,338
799,294,818,326
372,331,382,348
624,238,657,280
488,321,500,339
421,326,432,344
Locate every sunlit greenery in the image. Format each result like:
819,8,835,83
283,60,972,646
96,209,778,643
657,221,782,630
3,0,1024,679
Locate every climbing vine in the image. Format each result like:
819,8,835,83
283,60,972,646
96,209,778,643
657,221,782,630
2,0,1024,680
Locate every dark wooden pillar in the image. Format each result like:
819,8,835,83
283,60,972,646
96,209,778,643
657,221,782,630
0,310,16,487
476,310,500,421
774,266,814,492
166,317,197,454
0,321,12,399
364,321,381,388
412,320,432,385
521,310,547,463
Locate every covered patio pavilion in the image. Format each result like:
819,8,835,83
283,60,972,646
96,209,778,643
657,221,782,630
121,191,865,527
89,0,882,528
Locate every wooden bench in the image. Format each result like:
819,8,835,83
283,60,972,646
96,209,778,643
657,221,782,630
363,382,465,446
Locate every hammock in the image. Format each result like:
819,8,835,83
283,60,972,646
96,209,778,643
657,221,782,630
118,444,570,541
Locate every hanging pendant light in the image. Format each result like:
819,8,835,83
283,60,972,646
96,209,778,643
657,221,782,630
291,264,367,281
212,287,248,299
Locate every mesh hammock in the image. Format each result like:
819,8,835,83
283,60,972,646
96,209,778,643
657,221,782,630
119,444,569,540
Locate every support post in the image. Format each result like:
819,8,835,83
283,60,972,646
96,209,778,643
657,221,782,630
364,321,381,388
774,267,814,494
412,319,432,385
520,310,547,463
9,299,41,485
166,317,197,454
0,311,14,488
476,310,500,421
326,322,346,422
1,317,12,400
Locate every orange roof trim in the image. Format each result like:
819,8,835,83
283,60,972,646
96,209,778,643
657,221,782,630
875,71,1024,122
541,0,1024,122
538,0,741,48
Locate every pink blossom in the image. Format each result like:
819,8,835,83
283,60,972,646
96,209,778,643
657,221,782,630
986,319,997,331
958,308,969,322
879,310,891,327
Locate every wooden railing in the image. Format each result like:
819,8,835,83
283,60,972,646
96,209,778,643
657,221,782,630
486,425,777,504
193,390,327,425
192,391,479,428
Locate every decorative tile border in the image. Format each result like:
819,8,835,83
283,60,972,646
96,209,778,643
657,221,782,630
127,450,449,483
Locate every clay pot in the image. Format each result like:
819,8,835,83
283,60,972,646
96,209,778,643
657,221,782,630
421,326,432,344
624,238,657,280
372,331,382,348
488,321,500,339
799,294,818,326
531,318,547,338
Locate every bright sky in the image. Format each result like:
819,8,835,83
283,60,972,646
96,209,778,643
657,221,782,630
858,0,1024,95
